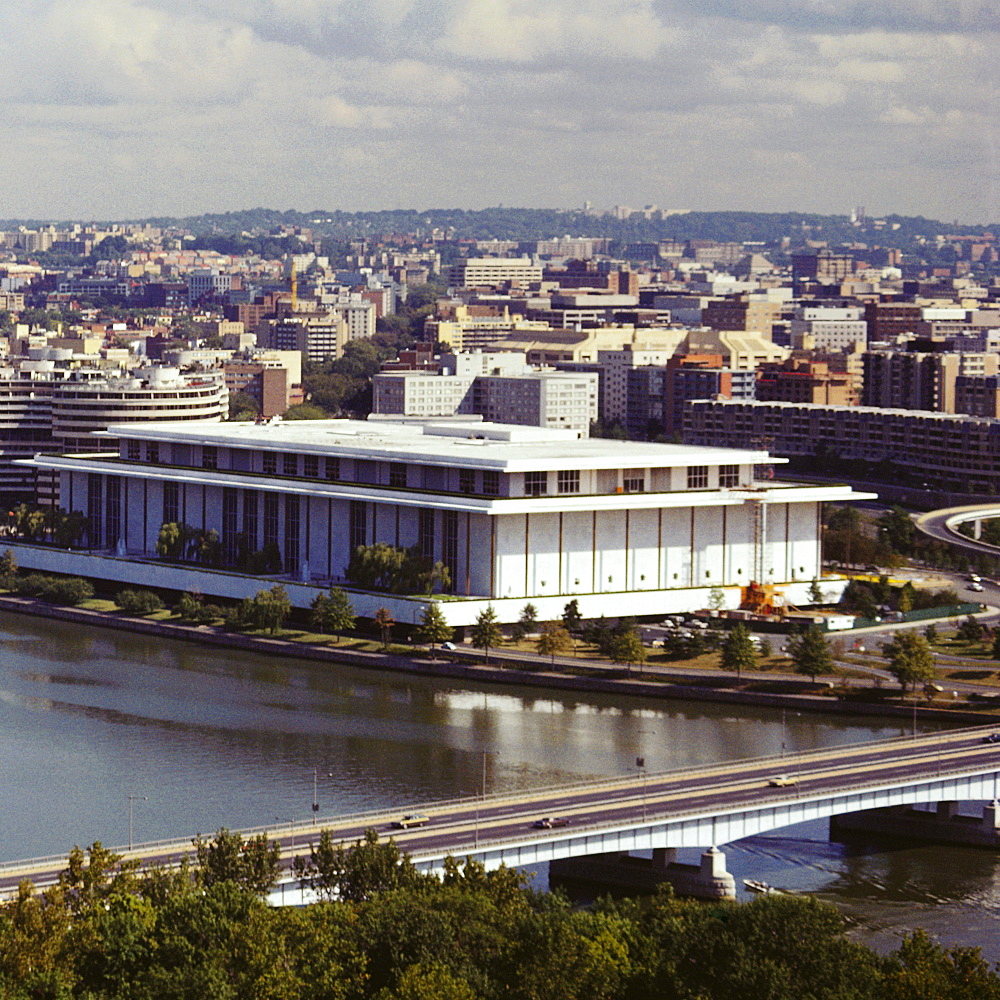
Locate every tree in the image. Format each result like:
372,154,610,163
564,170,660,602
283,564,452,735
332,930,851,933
228,390,260,420
708,585,726,612
510,602,538,641
808,578,824,604
898,581,916,613
719,622,757,679
957,616,984,644
924,623,938,643
374,607,395,649
561,599,583,633
608,622,647,676
193,828,281,895
250,585,291,634
294,828,423,903
788,624,835,683
536,621,572,664
416,603,452,655
310,586,356,642
878,506,915,555
882,631,936,693
470,605,503,664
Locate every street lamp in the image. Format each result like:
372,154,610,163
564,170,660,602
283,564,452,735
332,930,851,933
637,730,655,821
312,767,333,826
127,794,147,851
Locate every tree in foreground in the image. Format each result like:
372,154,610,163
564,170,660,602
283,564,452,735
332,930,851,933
374,606,395,650
192,828,281,895
882,631,936,693
608,622,647,676
788,624,835,683
293,827,423,903
416,602,452,656
309,586,356,642
470,605,503,664
536,621,572,664
719,622,757,679
561,598,583,633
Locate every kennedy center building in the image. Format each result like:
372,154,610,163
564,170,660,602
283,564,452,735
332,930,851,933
26,418,866,624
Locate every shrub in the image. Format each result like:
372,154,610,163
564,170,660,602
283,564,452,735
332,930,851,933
15,573,95,605
114,588,165,615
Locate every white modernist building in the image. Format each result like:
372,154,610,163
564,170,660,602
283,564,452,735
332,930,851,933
24,419,869,625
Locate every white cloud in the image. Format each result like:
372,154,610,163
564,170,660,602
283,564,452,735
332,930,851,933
0,0,993,220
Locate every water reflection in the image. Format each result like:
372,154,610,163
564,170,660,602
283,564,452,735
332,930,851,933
0,609,994,956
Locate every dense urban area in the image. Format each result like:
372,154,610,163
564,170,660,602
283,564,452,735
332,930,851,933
5,204,1000,997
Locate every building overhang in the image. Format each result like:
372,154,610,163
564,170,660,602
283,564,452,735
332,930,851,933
22,454,875,515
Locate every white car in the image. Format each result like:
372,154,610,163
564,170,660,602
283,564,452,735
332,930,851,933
968,582,984,592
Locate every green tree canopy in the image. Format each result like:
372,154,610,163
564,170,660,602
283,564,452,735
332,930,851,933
882,631,936,692
536,621,572,664
719,622,757,679
788,624,835,683
470,605,503,663
416,603,452,653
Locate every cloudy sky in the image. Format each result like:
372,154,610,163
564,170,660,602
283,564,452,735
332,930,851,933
0,0,997,222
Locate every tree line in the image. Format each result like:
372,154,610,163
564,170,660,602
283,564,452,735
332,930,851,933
1,827,997,1000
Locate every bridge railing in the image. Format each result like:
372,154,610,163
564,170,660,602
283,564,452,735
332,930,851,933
3,725,998,877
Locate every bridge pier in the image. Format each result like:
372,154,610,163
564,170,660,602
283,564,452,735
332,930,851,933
550,846,736,900
831,800,1000,848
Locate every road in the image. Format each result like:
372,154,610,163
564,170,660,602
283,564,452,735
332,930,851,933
5,724,1000,897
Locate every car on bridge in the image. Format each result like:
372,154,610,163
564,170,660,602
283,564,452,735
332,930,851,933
392,814,430,829
981,733,1000,744
768,775,797,787
533,816,570,829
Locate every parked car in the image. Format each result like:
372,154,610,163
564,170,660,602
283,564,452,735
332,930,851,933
392,814,429,829
969,574,982,583
533,816,570,829
968,582,984,592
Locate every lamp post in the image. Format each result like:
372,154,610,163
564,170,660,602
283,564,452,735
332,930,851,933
312,768,333,826
127,794,147,851
637,730,655,822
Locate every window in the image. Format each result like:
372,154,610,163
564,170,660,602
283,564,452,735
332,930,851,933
263,494,280,553
303,455,319,478
105,475,121,549
263,451,277,475
418,508,435,560
242,489,258,551
687,465,709,489
284,494,300,575
557,470,580,494
326,457,340,481
623,476,645,493
524,471,547,497
350,501,367,550
146,442,159,464
483,470,500,497
223,488,239,564
389,463,407,488
88,475,103,547
283,453,297,476
202,446,217,470
719,464,740,488
126,440,140,462
459,469,475,494
163,481,180,525
442,510,458,591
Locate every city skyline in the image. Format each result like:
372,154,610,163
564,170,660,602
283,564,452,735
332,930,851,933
1,0,997,223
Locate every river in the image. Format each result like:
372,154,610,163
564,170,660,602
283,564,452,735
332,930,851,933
1,611,998,960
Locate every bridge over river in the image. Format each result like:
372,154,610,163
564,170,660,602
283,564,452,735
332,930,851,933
5,725,1000,901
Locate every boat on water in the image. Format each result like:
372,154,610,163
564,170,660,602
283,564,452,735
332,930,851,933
743,878,786,895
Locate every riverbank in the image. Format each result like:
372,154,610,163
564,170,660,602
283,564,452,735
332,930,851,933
2,593,996,727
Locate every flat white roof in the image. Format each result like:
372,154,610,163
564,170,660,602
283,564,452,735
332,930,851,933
98,417,779,471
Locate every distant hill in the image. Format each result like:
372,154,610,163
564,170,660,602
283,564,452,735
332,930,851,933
1,207,994,250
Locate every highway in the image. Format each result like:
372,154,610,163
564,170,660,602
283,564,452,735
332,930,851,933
5,724,1000,896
